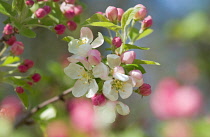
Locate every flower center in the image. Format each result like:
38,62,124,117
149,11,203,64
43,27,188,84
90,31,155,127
82,71,92,80
79,38,88,45
112,79,124,92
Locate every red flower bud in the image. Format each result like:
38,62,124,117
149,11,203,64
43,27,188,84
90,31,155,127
54,24,66,35
35,8,47,18
23,59,34,69
64,9,75,19
112,37,122,48
15,87,24,94
31,73,41,83
43,5,51,14
139,83,151,96
91,94,106,106
67,21,77,31
3,24,14,35
141,15,153,30
5,36,16,46
105,6,118,22
18,65,28,73
25,0,34,6
11,41,24,55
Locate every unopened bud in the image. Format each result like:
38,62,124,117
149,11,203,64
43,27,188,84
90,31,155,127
24,59,34,69
25,0,34,7
105,6,118,22
5,36,16,45
129,70,144,87
3,24,14,35
15,87,24,94
11,41,24,55
67,21,77,31
18,65,28,73
54,24,66,35
141,15,153,30
91,94,106,106
43,5,51,14
87,49,101,65
74,5,83,15
112,37,122,48
65,0,75,4
31,73,41,83
134,4,147,21
117,8,124,21
64,9,75,19
121,51,136,64
139,83,151,96
35,8,47,18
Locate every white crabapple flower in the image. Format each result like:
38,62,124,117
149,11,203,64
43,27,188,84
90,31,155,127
94,101,130,123
68,27,104,57
103,54,133,101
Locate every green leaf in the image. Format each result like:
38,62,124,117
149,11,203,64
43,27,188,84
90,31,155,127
17,92,29,109
121,7,140,30
62,36,74,42
0,0,15,16
87,22,121,31
133,59,160,65
123,44,150,51
1,56,20,66
12,0,25,13
123,64,146,74
129,27,139,41
135,29,153,41
104,36,112,45
19,27,36,38
82,13,109,26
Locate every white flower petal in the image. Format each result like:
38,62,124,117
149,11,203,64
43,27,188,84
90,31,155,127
80,27,93,43
119,83,133,99
64,63,85,79
103,80,118,101
113,73,129,82
107,54,121,68
72,79,89,97
94,101,116,123
77,44,92,57
86,79,99,98
67,55,80,63
93,62,110,80
91,32,104,48
68,39,79,54
116,102,130,115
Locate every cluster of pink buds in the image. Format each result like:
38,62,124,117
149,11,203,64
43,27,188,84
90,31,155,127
35,5,51,19
18,59,34,73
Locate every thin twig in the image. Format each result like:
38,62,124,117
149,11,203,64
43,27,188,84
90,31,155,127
14,88,72,128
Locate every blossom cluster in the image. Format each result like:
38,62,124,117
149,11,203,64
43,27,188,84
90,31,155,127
64,4,155,122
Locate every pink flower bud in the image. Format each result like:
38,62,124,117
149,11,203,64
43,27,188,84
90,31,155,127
24,59,34,69
91,94,106,106
11,41,24,55
139,83,151,96
35,8,47,18
105,6,118,22
25,0,34,6
67,21,77,31
3,24,14,35
129,70,143,80
43,5,51,14
87,49,101,65
15,87,24,94
18,65,28,73
54,24,66,35
74,5,83,16
65,0,75,4
113,66,125,74
5,36,16,45
134,4,147,20
64,9,75,19
27,81,33,86
141,15,153,30
112,37,122,48
31,73,41,83
121,51,136,64
117,8,124,21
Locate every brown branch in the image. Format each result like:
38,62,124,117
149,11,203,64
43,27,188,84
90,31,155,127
14,88,72,128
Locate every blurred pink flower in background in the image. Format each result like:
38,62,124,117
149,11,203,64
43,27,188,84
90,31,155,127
0,96,23,121
150,77,203,120
46,120,69,137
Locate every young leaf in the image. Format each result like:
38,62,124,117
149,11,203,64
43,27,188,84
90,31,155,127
82,13,109,26
1,56,20,66
62,36,74,42
133,59,160,65
121,7,140,30
123,64,146,74
104,36,112,45
129,27,139,41
12,0,25,13
19,27,36,38
17,92,29,109
135,29,153,41
86,22,121,31
0,0,15,16
123,44,150,51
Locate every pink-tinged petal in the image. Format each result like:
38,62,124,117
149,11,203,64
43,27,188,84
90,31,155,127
113,73,129,82
88,49,101,65
68,39,79,54
72,79,89,97
67,55,80,63
91,32,104,48
64,63,85,79
80,27,93,43
86,79,98,98
116,102,130,115
135,79,144,87
119,83,133,99
107,54,121,68
103,80,118,101
77,44,92,57
79,57,92,70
